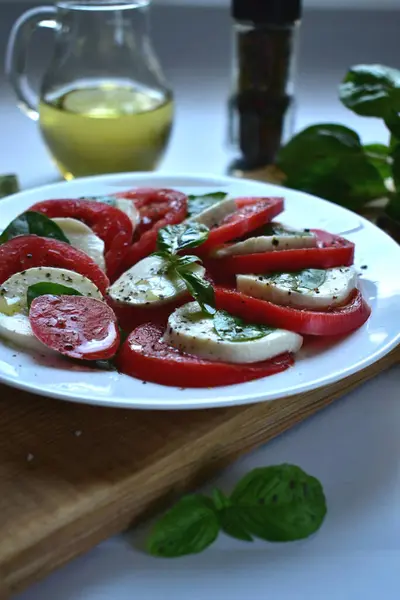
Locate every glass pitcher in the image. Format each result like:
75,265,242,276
6,0,174,180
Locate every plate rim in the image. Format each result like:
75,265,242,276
0,170,399,410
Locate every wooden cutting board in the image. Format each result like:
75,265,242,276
0,347,398,599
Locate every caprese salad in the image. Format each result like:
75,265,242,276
0,188,371,388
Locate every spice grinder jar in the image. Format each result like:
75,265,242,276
228,0,302,175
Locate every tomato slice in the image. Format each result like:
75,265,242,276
29,295,120,360
116,322,294,388
0,235,109,294
208,229,355,274
198,197,284,253
215,287,371,336
29,199,134,280
115,188,188,275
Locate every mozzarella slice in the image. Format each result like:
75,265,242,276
186,198,237,228
213,225,317,258
108,255,205,307
164,302,303,364
52,218,106,270
114,198,140,230
237,267,358,310
0,267,103,352
0,267,103,315
0,313,46,353
84,196,140,230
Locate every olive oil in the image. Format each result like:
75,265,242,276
39,86,174,180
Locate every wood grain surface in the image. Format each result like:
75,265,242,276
0,347,398,598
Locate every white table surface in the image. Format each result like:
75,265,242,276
0,4,399,599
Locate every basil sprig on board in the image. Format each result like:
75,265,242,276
276,63,400,227
0,211,70,245
27,282,83,309
187,191,228,218
155,223,215,315
0,174,19,199
147,464,327,557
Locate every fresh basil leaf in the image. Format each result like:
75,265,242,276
157,223,209,255
339,64,400,119
363,143,392,181
385,114,400,141
175,255,203,267
147,495,220,558
218,507,254,542
230,464,327,542
187,192,228,218
0,211,70,245
80,195,117,207
277,124,362,181
27,282,82,309
214,310,273,342
268,273,298,289
297,269,326,290
175,267,215,315
0,174,19,199
284,149,385,209
386,145,400,221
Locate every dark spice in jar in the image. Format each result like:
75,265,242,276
229,0,302,171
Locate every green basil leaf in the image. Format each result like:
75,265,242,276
277,124,362,181
391,141,400,193
147,495,220,558
0,211,70,245
339,64,400,119
157,223,209,255
277,124,387,209
219,508,254,542
27,282,83,309
175,267,215,315
385,114,400,140
187,192,228,218
386,145,400,221
176,255,203,267
363,143,392,181
0,174,19,199
230,464,327,542
297,269,326,290
214,310,273,342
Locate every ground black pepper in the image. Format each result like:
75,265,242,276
228,0,301,172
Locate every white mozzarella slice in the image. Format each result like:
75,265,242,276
114,198,140,230
0,313,46,353
0,267,103,352
0,267,103,315
108,255,205,307
164,302,303,364
52,218,106,270
186,198,237,228
213,226,317,258
237,267,358,310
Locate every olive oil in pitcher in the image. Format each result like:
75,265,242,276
39,85,174,180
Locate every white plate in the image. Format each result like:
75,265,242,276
0,172,399,410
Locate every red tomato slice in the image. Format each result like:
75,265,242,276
116,188,188,275
198,197,284,253
116,322,294,388
29,295,120,360
215,287,371,336
209,229,355,274
0,235,109,294
29,199,133,280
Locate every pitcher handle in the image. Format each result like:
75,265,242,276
5,6,59,121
